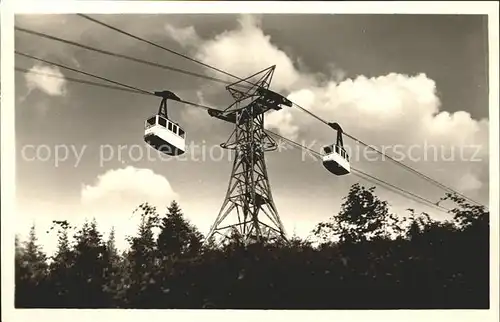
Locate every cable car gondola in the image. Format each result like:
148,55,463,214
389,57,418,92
322,122,350,176
144,90,186,156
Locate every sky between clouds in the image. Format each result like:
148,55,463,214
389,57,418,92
14,14,489,254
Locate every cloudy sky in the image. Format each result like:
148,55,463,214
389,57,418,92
14,13,489,253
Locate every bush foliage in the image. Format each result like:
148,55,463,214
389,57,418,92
15,185,490,309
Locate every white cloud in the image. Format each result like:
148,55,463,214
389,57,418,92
78,166,180,251
457,172,483,192
165,15,312,92
265,109,300,140
24,64,67,96
164,24,201,47
16,165,180,255
164,14,489,201
81,166,179,212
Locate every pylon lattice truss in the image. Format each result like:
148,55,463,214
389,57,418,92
206,65,292,244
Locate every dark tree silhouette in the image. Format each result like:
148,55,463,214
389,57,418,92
124,203,160,308
107,227,119,262
14,192,490,309
157,200,203,259
101,226,127,307
62,219,112,307
45,220,75,307
15,225,48,307
313,183,400,244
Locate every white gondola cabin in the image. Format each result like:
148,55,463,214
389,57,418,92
322,144,350,175
144,115,186,156
322,122,350,176
144,90,186,156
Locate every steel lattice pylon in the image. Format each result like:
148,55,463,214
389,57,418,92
205,66,291,244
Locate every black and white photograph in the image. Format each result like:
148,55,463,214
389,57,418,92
1,1,499,319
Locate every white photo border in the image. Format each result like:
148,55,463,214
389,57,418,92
1,1,499,322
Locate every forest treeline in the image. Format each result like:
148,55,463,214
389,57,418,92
15,183,490,309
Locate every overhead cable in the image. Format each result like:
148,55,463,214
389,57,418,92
77,13,259,88
266,130,451,214
15,26,250,90
16,51,216,112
